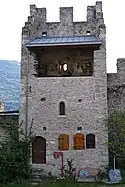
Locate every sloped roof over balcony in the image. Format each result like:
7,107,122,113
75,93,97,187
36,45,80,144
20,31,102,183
26,35,102,48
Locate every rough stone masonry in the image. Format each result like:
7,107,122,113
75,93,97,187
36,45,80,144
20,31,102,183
20,1,124,176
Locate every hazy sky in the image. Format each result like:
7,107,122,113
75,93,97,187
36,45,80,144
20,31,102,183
0,0,124,72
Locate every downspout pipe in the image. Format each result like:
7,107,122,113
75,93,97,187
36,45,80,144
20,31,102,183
25,51,29,137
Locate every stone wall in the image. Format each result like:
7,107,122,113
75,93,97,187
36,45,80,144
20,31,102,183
28,76,108,175
108,59,125,114
20,1,108,176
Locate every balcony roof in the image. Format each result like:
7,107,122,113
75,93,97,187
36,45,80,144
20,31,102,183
26,35,102,48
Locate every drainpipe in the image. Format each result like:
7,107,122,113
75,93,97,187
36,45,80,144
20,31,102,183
113,156,116,170
25,51,29,137
53,152,64,177
61,152,64,177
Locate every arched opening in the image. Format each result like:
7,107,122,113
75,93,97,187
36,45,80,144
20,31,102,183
32,136,46,164
59,101,65,115
86,134,95,149
58,134,69,150
73,133,85,150
42,31,47,36
63,63,68,71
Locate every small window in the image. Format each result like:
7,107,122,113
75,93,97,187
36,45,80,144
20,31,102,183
74,133,85,150
29,85,32,93
86,31,91,35
41,98,46,101
78,99,82,102
58,134,69,150
43,127,47,131
59,101,65,115
77,127,82,131
42,32,47,36
63,64,68,71
86,134,95,149
77,62,80,69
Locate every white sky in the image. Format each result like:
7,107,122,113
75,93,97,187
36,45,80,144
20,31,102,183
0,0,125,73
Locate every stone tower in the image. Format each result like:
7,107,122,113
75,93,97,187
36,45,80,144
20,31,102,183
20,1,108,176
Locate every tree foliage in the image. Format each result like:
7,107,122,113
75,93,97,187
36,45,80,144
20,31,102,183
107,110,125,167
0,116,34,184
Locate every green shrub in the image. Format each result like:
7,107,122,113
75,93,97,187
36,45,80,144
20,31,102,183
0,118,34,184
106,110,125,169
63,159,76,179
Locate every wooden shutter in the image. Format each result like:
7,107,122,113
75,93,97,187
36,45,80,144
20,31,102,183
58,134,69,150
74,133,85,150
86,134,95,149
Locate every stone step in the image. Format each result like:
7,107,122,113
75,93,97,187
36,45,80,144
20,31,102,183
30,178,42,182
77,177,96,182
30,168,45,183
29,176,42,183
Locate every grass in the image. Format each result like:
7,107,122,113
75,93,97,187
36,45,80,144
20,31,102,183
1,179,125,187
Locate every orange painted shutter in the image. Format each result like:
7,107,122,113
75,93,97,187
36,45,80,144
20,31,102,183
58,134,69,150
74,133,85,150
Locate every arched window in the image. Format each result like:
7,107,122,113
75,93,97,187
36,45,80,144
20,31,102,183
58,134,69,150
59,101,65,115
86,134,95,149
73,133,85,150
32,136,46,164
62,63,68,71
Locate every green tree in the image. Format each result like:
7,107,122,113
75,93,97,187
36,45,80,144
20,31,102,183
107,110,125,168
0,116,34,184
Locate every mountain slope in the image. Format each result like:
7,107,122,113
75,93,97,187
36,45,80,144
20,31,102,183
0,60,20,111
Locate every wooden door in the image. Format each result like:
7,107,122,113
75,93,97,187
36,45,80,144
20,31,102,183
32,136,46,164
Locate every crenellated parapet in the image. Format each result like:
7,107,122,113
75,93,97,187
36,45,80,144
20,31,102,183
108,58,125,87
21,1,106,77
22,1,105,42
